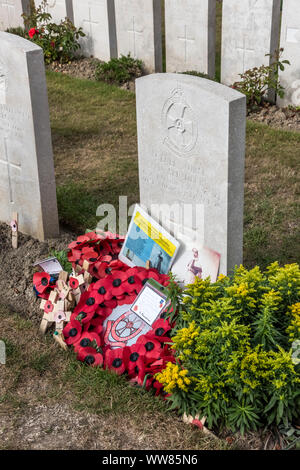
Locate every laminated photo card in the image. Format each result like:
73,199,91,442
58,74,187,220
172,243,221,286
119,205,180,274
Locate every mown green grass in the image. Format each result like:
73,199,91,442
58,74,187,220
47,71,300,270
0,307,228,450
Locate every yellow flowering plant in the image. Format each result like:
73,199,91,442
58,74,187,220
160,263,300,434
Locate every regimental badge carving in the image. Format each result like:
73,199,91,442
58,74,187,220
162,87,198,157
0,61,7,105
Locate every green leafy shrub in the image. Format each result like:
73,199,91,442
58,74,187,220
232,49,290,112
95,54,144,85
22,0,85,64
158,263,300,435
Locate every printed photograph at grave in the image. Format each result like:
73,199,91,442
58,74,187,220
123,222,171,274
221,0,281,86
172,245,221,285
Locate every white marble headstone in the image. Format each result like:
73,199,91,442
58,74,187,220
136,74,246,275
0,0,30,31
221,0,281,86
0,32,59,240
165,0,216,77
35,0,74,24
114,0,162,73
277,0,300,107
72,0,117,61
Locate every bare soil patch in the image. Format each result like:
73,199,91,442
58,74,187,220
249,103,300,133
0,222,73,323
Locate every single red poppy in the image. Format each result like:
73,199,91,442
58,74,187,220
44,300,54,314
145,318,172,343
68,240,84,250
67,248,82,263
153,380,164,396
33,272,51,294
126,343,145,375
136,336,162,360
96,277,114,301
72,307,94,324
73,331,101,352
63,320,82,345
94,261,112,278
69,277,79,290
77,234,92,243
137,268,161,286
105,347,129,375
82,249,99,266
123,274,143,294
109,259,128,272
127,356,146,381
110,271,128,297
77,347,103,367
89,316,104,335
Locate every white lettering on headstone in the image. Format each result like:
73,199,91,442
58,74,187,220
165,0,216,77
136,74,246,275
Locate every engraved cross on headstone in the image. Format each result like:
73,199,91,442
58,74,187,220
83,6,99,51
178,25,195,64
0,137,21,204
236,36,255,73
127,17,143,58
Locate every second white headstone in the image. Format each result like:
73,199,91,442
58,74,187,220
221,0,281,86
165,0,216,77
136,74,246,275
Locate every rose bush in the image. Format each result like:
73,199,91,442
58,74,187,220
23,0,85,64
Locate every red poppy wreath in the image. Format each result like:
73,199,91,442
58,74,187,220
33,231,176,395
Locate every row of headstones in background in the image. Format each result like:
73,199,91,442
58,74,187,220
0,0,29,30
0,27,246,271
0,32,59,240
72,0,163,73
1,0,299,106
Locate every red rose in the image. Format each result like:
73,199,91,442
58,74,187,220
28,28,38,39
